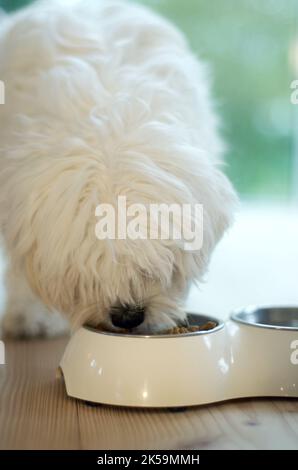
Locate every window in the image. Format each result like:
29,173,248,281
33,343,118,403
2,0,296,201
137,0,297,202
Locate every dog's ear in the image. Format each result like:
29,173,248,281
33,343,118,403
0,138,106,316
204,168,238,248
179,167,238,283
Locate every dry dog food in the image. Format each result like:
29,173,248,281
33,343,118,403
161,321,217,335
97,320,217,335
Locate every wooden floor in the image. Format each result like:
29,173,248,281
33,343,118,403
0,337,298,450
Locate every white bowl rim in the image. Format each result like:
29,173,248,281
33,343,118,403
83,312,224,339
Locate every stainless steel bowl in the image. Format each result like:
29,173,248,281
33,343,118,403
85,312,224,338
231,305,298,330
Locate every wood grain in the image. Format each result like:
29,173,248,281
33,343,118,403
0,338,80,450
0,337,297,450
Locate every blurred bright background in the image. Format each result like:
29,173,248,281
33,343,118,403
1,0,297,201
0,0,297,319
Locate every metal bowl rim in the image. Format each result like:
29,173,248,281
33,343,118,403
83,312,224,338
231,304,298,331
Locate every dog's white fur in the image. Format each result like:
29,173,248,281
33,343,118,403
0,0,237,337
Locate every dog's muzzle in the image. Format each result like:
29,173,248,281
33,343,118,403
110,304,145,329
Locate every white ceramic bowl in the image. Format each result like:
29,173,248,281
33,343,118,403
59,307,298,407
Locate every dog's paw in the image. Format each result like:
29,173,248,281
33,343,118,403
1,308,69,339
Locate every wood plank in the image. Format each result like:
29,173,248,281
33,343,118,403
203,399,298,450
0,338,80,450
76,398,298,450
77,401,221,450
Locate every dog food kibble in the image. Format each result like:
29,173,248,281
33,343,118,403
161,321,217,335
96,320,217,335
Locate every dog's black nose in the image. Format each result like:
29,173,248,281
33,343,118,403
110,304,145,329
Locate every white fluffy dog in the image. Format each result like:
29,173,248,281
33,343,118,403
0,0,237,337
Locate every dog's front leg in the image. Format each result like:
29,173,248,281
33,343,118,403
1,264,69,338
